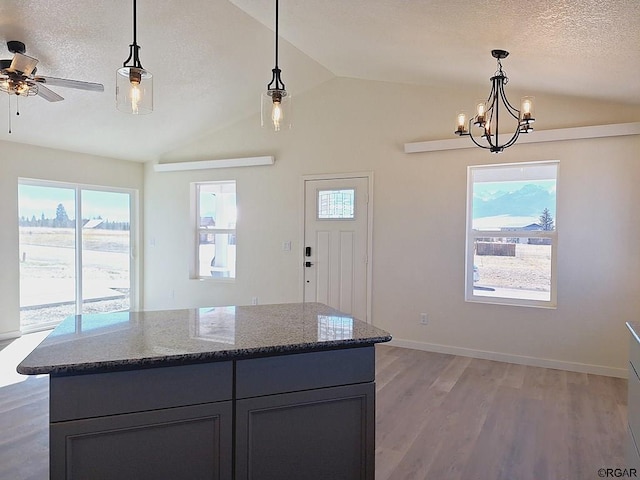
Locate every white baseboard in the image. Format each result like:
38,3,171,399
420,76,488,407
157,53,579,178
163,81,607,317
388,338,627,379
0,331,21,342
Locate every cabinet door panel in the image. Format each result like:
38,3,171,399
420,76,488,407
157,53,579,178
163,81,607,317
51,402,232,480
236,383,374,480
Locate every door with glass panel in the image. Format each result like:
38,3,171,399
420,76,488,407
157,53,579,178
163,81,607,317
18,181,134,333
303,177,369,322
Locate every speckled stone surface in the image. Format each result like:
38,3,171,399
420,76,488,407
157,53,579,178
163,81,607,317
17,303,392,376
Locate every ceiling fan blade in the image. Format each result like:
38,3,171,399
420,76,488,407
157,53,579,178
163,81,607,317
35,76,104,92
36,84,64,102
10,52,38,76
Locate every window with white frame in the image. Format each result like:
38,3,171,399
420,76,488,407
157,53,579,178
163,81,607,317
466,161,558,308
194,181,237,279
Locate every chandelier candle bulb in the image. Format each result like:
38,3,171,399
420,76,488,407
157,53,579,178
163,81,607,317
520,96,535,122
455,111,468,134
475,101,487,126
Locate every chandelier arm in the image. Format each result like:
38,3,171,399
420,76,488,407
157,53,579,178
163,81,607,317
476,82,496,116
498,82,520,119
501,130,521,150
484,81,497,113
467,122,491,150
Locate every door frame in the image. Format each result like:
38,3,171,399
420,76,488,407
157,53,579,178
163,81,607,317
300,172,374,323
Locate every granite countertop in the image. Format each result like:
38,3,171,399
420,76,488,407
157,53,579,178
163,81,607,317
17,302,392,376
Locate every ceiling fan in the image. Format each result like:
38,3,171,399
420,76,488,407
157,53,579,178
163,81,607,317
0,40,104,102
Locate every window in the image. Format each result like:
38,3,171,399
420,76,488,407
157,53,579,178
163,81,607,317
317,189,355,219
466,161,558,308
18,179,136,333
194,181,236,279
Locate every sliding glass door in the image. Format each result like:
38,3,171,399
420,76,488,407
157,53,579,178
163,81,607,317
18,180,136,333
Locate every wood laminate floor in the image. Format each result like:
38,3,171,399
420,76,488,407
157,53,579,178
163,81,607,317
0,339,628,479
375,345,628,480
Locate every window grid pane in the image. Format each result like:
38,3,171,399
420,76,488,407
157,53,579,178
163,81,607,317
317,189,355,219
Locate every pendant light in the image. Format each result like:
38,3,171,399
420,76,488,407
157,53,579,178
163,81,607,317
454,50,535,153
261,0,291,131
116,0,153,114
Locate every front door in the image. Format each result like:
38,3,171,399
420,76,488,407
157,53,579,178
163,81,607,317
303,176,370,321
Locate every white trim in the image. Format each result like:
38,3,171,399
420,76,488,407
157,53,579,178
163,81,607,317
0,331,21,342
301,172,374,324
389,338,627,379
154,156,274,172
404,122,640,154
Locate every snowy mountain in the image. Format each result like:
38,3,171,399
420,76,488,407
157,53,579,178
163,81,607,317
473,183,555,219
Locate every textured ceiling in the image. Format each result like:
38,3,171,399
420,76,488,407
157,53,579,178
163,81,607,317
0,0,638,162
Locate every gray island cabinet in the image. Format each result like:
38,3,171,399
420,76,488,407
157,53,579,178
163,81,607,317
17,302,391,480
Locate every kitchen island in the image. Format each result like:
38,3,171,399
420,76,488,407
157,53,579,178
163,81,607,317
18,302,391,480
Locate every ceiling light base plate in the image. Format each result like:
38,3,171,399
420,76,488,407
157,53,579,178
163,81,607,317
491,49,509,59
7,41,26,54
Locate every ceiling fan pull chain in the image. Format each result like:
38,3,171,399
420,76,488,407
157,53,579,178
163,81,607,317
8,97,11,134
16,95,20,116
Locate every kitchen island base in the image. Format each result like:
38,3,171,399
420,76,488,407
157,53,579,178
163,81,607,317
49,346,375,480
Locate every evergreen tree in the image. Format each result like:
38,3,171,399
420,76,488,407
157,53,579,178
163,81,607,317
539,208,554,231
55,203,70,228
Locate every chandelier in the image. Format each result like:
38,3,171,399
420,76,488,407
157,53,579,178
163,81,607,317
116,0,153,114
454,50,534,153
261,0,291,132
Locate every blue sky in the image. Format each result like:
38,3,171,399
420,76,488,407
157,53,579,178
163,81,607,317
18,185,130,222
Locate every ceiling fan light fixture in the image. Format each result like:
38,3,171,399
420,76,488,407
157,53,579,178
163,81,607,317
116,0,153,115
261,0,291,132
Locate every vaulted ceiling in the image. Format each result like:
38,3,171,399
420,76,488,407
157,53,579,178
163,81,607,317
1,0,638,162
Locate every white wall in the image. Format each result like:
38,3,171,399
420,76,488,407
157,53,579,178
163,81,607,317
144,77,640,376
0,141,144,339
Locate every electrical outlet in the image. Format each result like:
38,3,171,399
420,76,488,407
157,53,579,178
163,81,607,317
252,297,258,305
420,313,428,325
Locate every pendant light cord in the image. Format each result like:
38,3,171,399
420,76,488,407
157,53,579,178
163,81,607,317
266,0,285,92
133,0,138,47
274,0,279,68
122,0,143,69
